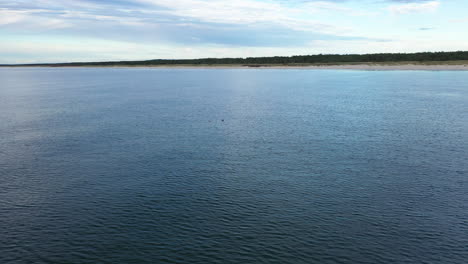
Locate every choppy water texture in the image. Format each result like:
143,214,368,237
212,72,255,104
1,68,467,264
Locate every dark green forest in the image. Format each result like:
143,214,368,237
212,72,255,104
4,51,468,66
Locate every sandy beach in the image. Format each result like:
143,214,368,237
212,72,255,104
3,63,468,71
144,64,468,70
113,64,468,70
289,64,468,71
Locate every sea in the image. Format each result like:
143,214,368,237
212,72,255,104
1,67,467,264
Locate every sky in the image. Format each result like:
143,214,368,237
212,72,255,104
1,0,467,63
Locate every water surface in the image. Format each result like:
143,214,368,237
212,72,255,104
1,68,467,263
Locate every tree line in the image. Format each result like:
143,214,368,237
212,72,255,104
6,51,468,66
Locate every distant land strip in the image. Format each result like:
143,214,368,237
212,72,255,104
2,51,468,67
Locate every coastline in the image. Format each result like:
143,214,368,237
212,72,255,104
2,63,468,71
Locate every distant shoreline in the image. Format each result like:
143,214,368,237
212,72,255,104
3,51,468,70
2,63,468,70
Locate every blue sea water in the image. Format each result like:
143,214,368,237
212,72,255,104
0,68,467,264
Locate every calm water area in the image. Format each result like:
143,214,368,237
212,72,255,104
1,68,467,263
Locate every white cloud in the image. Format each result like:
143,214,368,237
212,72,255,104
0,9,27,25
58,10,149,27
388,1,440,15
450,18,468,23
303,1,377,17
0,8,71,29
134,0,366,35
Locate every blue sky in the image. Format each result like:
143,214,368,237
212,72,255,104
1,0,467,63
